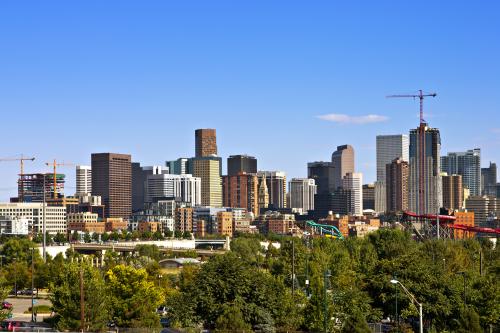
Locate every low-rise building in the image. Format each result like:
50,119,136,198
216,211,233,237
0,202,66,234
453,211,475,239
0,216,29,235
138,221,161,233
105,218,128,232
67,212,104,234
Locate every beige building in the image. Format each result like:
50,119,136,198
442,174,463,210
105,217,128,232
0,203,66,234
465,196,499,226
331,145,355,190
175,207,193,233
67,212,104,234
216,211,233,237
192,157,222,207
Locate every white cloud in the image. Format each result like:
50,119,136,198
316,113,389,124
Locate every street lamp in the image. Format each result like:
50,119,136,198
390,279,423,333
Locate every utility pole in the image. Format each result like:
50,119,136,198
292,239,295,297
80,268,85,332
31,248,35,322
42,175,46,263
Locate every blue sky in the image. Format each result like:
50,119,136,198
1,1,499,200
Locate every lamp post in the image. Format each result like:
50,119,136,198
31,247,35,322
390,279,423,333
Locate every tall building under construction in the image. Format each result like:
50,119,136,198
409,124,442,215
17,173,65,203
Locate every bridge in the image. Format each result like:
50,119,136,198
72,243,226,257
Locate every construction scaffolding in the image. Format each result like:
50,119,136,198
17,173,65,202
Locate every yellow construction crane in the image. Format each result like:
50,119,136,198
45,159,75,199
0,155,36,177
0,155,36,200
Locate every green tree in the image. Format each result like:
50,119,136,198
101,233,110,242
342,310,371,333
164,229,173,238
53,232,67,244
182,231,192,239
50,262,110,332
0,238,38,264
152,230,164,240
456,307,482,333
215,304,252,332
135,244,161,261
174,230,182,239
91,232,100,242
106,264,164,328
84,232,92,243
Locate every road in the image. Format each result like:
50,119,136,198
4,296,52,322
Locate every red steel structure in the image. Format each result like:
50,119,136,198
403,211,500,237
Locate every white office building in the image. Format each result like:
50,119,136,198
0,203,66,234
76,165,92,196
0,216,29,235
145,174,201,206
342,172,363,216
289,178,317,214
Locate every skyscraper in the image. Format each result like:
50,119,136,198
331,145,355,190
257,171,287,209
289,178,317,213
222,172,259,216
91,153,132,219
376,135,409,182
227,155,257,176
481,162,497,196
342,172,363,216
362,183,375,211
442,174,463,210
441,149,481,196
144,173,201,206
132,163,164,212
386,158,409,212
75,165,92,196
307,162,334,194
192,156,222,207
195,128,217,158
409,125,442,215
375,135,409,213
166,158,190,175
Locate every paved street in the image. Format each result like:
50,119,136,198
5,296,52,321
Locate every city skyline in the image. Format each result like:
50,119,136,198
1,1,500,200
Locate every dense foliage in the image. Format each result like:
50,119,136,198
0,230,498,332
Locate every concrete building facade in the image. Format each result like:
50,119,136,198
75,165,92,196
0,203,66,234
289,178,317,214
